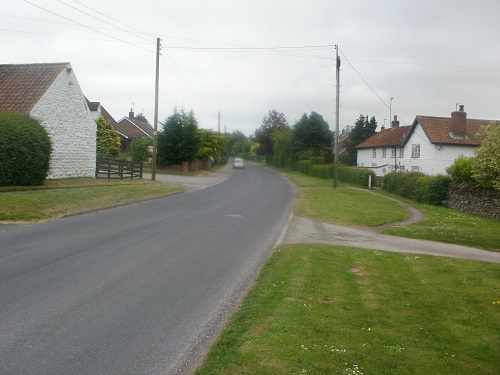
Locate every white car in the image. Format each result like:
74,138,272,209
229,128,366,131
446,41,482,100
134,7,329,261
233,158,245,169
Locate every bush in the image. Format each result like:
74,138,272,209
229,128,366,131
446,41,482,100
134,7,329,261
297,160,312,175
0,112,52,186
383,172,451,205
310,164,333,179
449,155,476,185
130,137,152,162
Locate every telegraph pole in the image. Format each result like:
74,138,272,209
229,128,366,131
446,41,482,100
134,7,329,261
333,45,340,188
152,38,160,180
218,110,221,165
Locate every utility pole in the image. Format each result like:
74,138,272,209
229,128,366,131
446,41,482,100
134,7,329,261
218,111,221,166
333,45,340,188
152,38,160,181
389,97,393,125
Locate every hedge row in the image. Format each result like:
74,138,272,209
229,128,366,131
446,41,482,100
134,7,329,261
382,172,451,205
0,112,52,186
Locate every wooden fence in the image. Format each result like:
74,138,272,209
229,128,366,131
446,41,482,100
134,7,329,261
96,158,143,180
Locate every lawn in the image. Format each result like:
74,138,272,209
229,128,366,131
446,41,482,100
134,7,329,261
195,244,500,375
0,179,183,222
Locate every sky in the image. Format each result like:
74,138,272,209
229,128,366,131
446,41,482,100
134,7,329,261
1,0,499,137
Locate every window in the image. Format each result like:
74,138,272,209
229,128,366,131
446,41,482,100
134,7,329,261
411,144,420,158
399,148,404,158
372,148,376,158
411,166,420,172
372,163,377,168
391,147,396,158
382,147,386,158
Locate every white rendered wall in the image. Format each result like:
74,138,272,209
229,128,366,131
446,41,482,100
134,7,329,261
31,67,96,178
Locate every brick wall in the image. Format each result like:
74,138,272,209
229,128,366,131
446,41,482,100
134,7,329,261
447,182,500,220
30,67,96,178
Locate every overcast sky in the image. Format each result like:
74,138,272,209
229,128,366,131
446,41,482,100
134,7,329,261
2,0,499,136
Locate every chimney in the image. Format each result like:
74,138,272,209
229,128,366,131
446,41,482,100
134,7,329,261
451,105,466,137
391,115,399,128
129,108,134,119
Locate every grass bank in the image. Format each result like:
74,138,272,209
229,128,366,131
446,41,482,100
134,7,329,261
196,244,500,374
0,178,183,222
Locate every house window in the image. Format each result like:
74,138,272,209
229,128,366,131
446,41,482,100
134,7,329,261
399,148,404,158
372,163,377,168
411,144,420,158
372,148,376,158
411,166,420,172
391,147,396,158
382,147,386,158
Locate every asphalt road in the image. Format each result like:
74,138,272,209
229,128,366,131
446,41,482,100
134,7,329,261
0,163,296,374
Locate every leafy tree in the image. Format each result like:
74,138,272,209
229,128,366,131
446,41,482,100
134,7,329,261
253,110,288,156
130,137,152,162
472,122,500,190
345,115,377,165
227,130,251,156
0,112,52,186
157,108,201,166
197,129,228,163
96,115,120,157
449,155,476,185
134,113,150,125
271,127,293,168
292,111,333,162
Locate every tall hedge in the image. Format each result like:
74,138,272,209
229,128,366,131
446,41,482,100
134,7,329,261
0,112,52,186
338,167,376,187
383,172,451,205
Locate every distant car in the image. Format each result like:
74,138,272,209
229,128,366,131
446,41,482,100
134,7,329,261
148,146,154,157
233,158,245,169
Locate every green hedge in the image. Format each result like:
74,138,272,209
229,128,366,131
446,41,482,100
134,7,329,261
0,112,52,186
383,172,451,205
338,167,376,187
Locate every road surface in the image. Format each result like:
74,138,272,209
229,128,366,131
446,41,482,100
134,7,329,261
0,163,295,374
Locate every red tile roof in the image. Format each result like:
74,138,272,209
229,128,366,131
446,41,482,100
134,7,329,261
415,116,493,146
356,126,410,149
0,63,68,112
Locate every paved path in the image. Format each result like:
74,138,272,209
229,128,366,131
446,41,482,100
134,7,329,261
142,165,499,263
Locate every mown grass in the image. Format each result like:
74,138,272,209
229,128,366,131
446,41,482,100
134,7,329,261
196,244,500,375
285,171,500,252
0,179,183,222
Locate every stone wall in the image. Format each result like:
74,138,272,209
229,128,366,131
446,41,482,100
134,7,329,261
447,182,500,220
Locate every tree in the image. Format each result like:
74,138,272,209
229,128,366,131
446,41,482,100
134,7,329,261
227,130,251,156
345,115,377,165
96,115,120,157
292,111,333,162
253,110,288,156
197,129,228,163
134,113,150,125
472,122,500,190
271,127,293,168
157,108,201,166
449,155,476,185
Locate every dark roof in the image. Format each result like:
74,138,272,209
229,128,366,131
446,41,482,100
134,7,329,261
413,116,492,146
0,63,69,112
356,126,410,149
117,117,153,138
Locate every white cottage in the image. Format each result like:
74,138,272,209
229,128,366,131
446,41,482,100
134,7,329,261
356,106,495,177
0,63,96,178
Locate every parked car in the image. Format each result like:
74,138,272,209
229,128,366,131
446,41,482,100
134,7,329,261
233,158,245,169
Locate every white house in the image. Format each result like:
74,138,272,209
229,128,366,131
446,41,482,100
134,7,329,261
0,63,96,178
356,106,495,177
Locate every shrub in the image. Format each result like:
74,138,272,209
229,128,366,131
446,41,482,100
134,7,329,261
0,112,52,186
96,115,121,157
383,172,451,205
297,160,312,175
310,164,333,179
130,138,152,162
449,155,476,185
472,122,500,190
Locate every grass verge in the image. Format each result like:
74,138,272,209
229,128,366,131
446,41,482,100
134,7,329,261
195,244,500,375
0,179,183,222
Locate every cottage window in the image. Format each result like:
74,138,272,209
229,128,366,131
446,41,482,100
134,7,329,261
372,148,376,158
411,166,420,172
382,147,386,158
391,148,396,158
411,144,420,158
372,163,377,168
399,148,404,158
